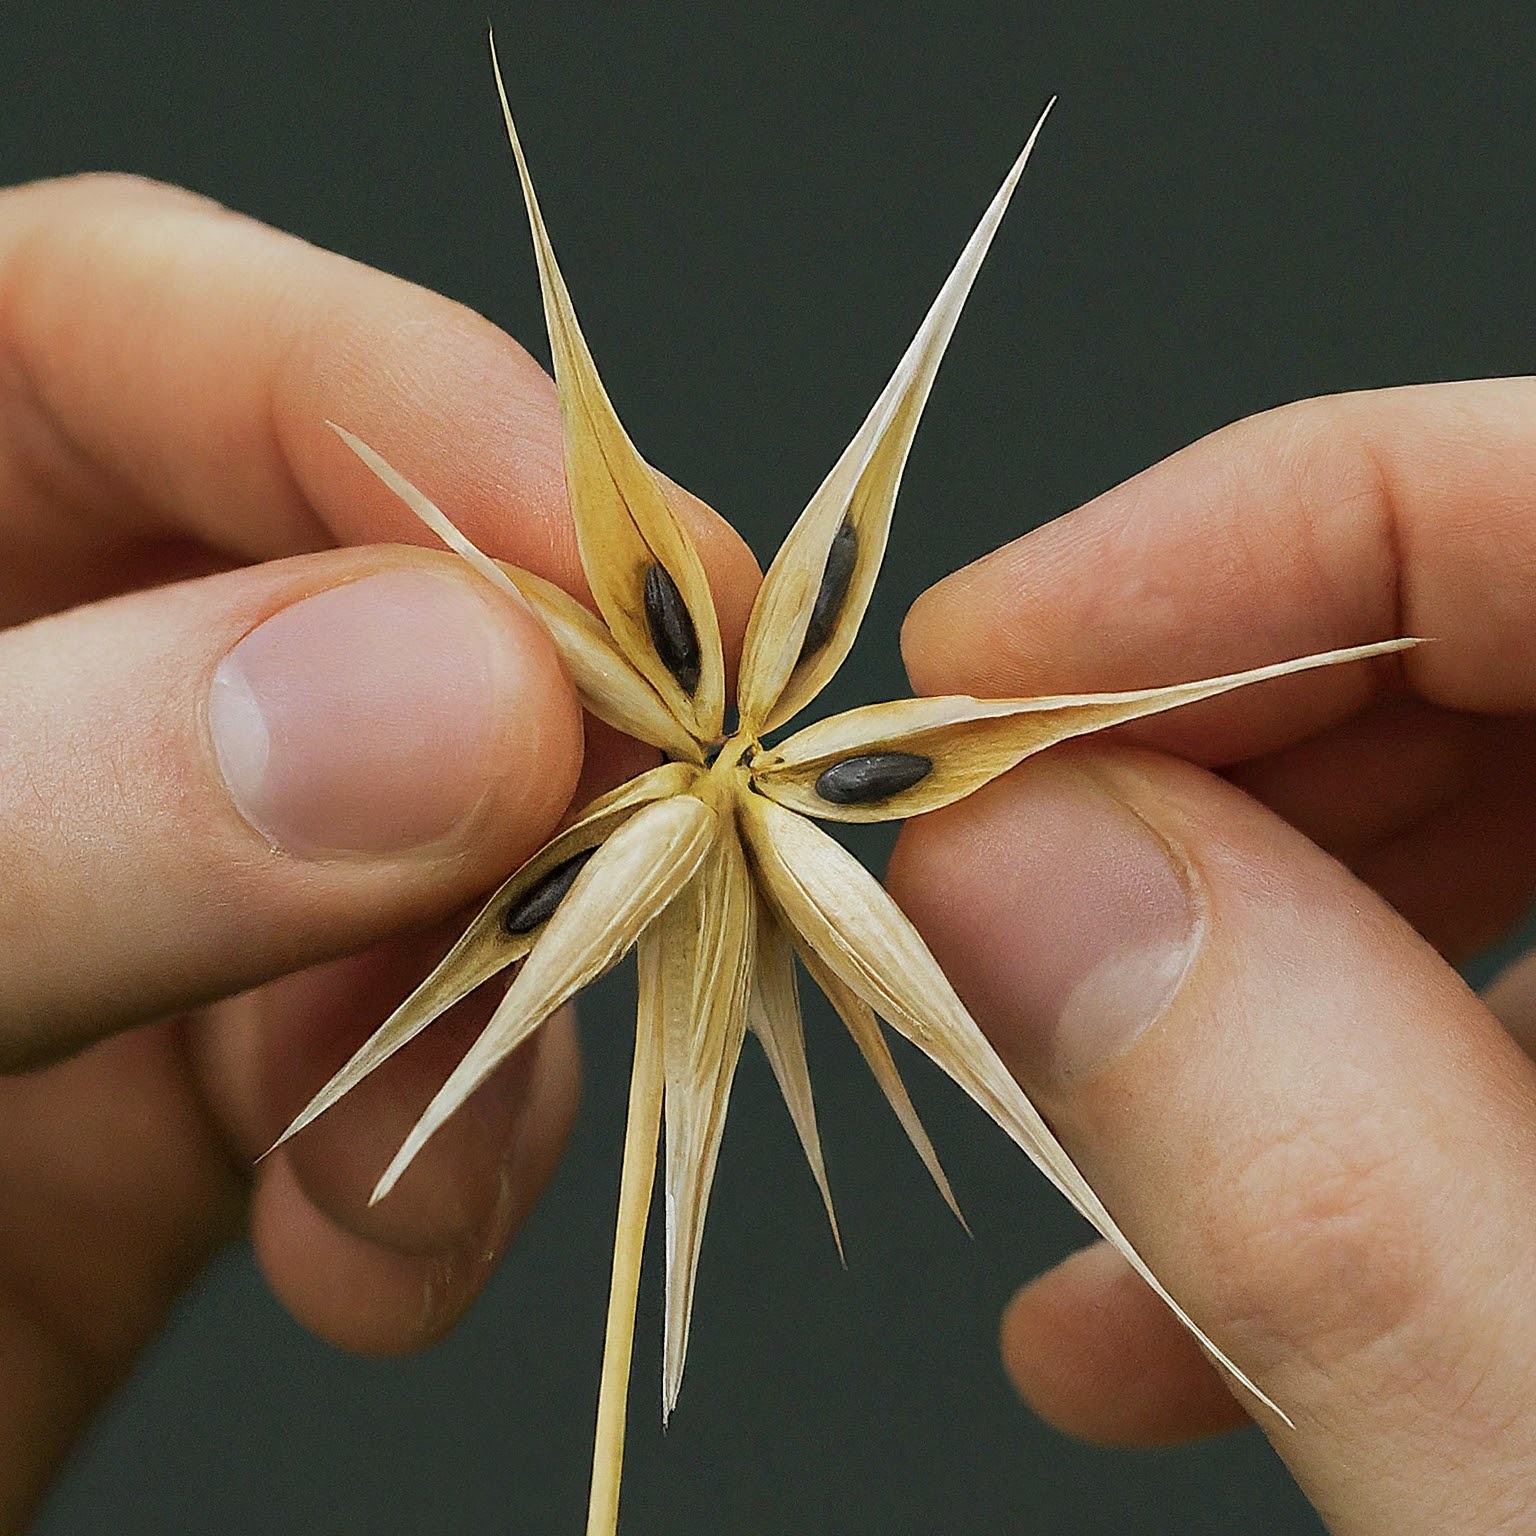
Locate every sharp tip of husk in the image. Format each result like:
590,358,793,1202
932,1171,971,1235
817,1196,846,1266
262,1094,340,1160
812,1179,845,1263
1013,95,1057,167
940,1190,973,1238
488,25,528,166
1234,1374,1292,1428
326,422,378,468
1323,634,1425,666
1360,635,1421,652
257,1123,300,1162
370,1137,423,1207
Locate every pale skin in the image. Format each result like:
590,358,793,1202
0,175,1532,1536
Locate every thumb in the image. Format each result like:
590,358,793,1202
888,745,1536,1536
0,546,583,1067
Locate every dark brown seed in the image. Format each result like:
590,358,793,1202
814,751,933,805
643,563,701,694
797,518,858,664
502,848,598,935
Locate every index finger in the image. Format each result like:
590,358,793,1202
0,173,759,637
902,379,1536,760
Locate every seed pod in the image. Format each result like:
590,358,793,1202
306,74,1367,1536
644,564,702,695
503,848,599,934
796,519,858,665
814,751,933,805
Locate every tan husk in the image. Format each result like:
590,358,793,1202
370,792,716,1205
754,638,1419,823
655,806,756,1417
586,979,664,1536
736,102,1056,736
330,423,701,759
794,937,967,1232
271,761,698,1153
328,423,532,609
267,42,1430,1532
495,562,704,761
746,902,842,1258
491,45,725,743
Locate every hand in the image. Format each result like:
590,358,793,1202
0,172,758,1527
890,378,1536,1535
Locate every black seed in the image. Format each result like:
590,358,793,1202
502,848,598,935
814,751,933,805
797,519,858,664
643,564,701,694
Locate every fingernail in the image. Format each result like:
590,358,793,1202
209,569,509,856
911,756,1200,1086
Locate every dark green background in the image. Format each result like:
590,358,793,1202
5,4,1534,1533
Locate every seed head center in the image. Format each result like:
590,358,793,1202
707,729,758,782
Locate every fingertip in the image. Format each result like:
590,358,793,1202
889,749,1199,1094
474,572,588,858
1001,1243,1249,1447
206,555,583,868
0,546,590,1059
263,942,577,1259
251,998,579,1356
251,1152,481,1355
1483,949,1536,1058
899,564,988,699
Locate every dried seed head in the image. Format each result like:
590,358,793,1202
796,518,859,665
503,847,600,934
814,751,934,805
300,67,1387,1534
644,564,702,695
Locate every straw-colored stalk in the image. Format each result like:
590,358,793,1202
274,37,1417,1534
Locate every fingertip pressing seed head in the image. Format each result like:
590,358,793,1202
813,751,933,805
502,848,599,935
644,564,702,695
797,519,859,665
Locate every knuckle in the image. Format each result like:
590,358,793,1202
1193,1107,1440,1385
